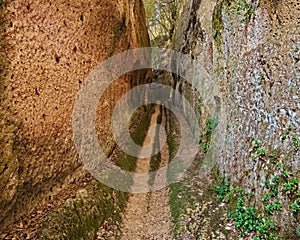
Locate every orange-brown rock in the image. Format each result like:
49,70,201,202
0,0,150,229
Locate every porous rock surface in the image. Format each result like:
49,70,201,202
0,0,149,229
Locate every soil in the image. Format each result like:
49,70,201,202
119,105,173,240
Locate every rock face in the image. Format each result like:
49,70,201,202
173,0,299,236
0,0,149,229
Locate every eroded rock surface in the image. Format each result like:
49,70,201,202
172,0,299,237
0,0,150,229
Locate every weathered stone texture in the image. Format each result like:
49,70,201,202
173,0,299,234
0,0,149,229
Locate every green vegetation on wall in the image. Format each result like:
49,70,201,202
230,0,254,22
199,116,218,153
212,136,300,239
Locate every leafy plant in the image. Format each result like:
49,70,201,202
292,134,299,150
277,162,283,169
260,73,264,79
216,179,231,202
265,176,280,197
265,200,282,215
231,0,254,22
204,117,218,136
262,194,269,202
229,197,278,239
283,178,299,195
281,134,287,141
200,116,218,153
272,176,280,185
256,218,277,240
254,139,260,147
257,73,264,85
257,148,266,158
263,177,282,215
229,198,259,232
290,198,300,212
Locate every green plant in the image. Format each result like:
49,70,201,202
264,180,270,187
297,226,300,237
215,179,231,202
292,134,299,150
290,198,300,212
265,176,280,197
229,197,278,239
200,116,218,153
277,162,283,169
256,218,277,240
229,198,259,232
258,73,264,85
272,176,280,185
283,170,289,178
254,139,260,147
217,175,283,239
283,178,299,195
262,194,269,202
260,72,264,79
231,0,254,22
257,148,266,158
204,117,218,136
265,200,282,215
281,134,287,141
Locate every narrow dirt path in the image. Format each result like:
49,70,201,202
120,105,173,240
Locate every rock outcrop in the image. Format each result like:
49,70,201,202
0,0,149,229
173,0,299,236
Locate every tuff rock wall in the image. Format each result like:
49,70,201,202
173,0,299,236
0,0,149,229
